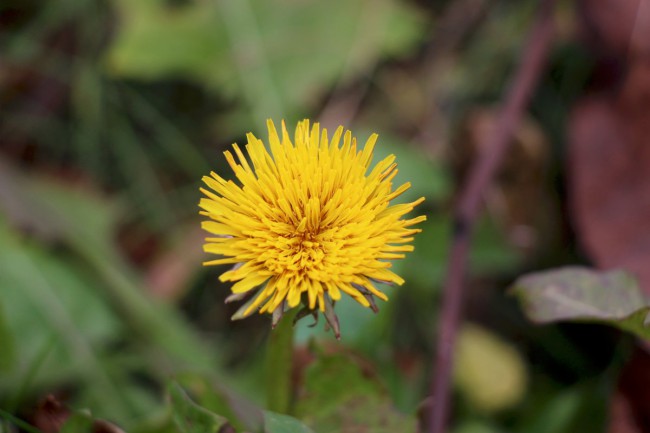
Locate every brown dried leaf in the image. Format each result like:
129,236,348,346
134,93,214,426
31,395,71,433
577,0,650,59
569,79,650,293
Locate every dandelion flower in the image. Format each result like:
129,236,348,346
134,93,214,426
199,119,425,336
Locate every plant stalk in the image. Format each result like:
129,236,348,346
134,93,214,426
265,309,298,414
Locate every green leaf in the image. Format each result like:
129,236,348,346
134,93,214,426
510,266,650,339
168,384,231,433
172,374,264,433
60,411,95,433
0,219,128,415
264,411,315,433
295,351,416,433
105,0,426,132
0,160,217,372
165,384,315,433
0,160,231,426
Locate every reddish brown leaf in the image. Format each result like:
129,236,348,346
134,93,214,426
568,66,650,293
30,395,71,433
578,0,650,59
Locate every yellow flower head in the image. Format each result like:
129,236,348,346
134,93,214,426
199,119,425,335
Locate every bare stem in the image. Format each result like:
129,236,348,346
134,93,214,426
426,1,557,432
265,309,298,414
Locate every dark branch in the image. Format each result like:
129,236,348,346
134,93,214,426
425,1,557,432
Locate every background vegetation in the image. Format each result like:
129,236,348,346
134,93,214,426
1,0,649,432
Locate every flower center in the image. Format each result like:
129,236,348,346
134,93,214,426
261,227,329,278
293,233,325,270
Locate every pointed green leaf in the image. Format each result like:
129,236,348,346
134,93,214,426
60,411,95,433
264,411,315,433
173,375,264,433
168,383,231,433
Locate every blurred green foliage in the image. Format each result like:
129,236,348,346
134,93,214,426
106,0,425,134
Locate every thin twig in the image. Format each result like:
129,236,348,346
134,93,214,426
426,1,557,432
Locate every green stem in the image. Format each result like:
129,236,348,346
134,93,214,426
265,309,298,414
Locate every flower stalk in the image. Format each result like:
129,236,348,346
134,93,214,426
265,308,298,414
